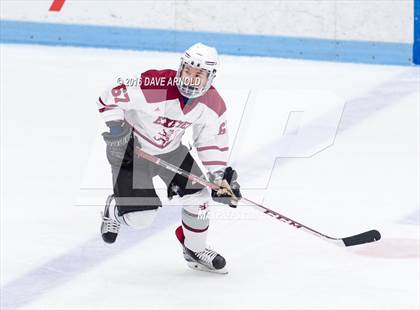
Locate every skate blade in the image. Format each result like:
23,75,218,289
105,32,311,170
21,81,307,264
186,261,228,275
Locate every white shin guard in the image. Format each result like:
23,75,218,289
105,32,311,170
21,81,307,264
180,188,211,252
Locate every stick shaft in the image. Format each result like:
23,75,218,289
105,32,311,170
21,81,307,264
135,147,341,244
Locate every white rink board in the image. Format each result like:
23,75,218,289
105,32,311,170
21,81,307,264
1,0,414,43
0,44,419,310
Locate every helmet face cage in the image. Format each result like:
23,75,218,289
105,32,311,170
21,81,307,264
176,57,217,99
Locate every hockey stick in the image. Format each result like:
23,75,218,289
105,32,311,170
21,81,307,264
134,147,381,247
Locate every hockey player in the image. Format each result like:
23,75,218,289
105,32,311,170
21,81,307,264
98,43,241,274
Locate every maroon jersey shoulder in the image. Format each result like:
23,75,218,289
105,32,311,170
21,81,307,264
199,86,226,117
140,69,180,103
140,69,177,86
138,69,226,117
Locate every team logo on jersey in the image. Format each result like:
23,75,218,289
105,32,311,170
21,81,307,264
153,128,174,148
153,116,192,129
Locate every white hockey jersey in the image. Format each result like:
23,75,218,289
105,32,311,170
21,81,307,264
97,69,229,174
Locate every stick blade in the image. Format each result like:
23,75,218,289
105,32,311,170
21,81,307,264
342,229,381,247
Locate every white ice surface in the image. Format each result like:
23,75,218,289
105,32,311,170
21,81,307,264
1,44,419,310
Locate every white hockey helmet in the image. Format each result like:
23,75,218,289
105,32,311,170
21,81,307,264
176,43,219,99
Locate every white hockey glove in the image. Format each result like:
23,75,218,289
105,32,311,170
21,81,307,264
210,167,242,208
102,121,133,167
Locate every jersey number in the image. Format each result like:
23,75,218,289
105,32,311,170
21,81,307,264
111,84,130,103
218,122,226,135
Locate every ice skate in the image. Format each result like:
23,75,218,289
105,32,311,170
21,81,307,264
100,194,120,244
183,245,228,274
175,225,228,274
